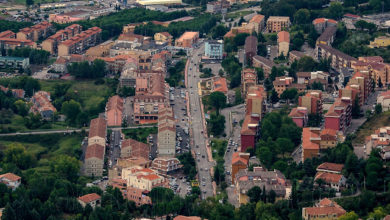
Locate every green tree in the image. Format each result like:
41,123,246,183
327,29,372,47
280,88,298,102
208,91,227,113
234,89,243,105
14,100,28,116
211,25,228,39
328,2,343,20
3,143,35,170
61,100,81,124
247,186,262,203
52,155,80,182
293,9,310,24
297,56,316,71
208,113,225,136
351,96,361,118
255,68,264,82
375,104,382,114
270,89,279,104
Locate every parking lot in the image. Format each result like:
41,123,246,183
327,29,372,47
171,87,191,155
168,175,194,198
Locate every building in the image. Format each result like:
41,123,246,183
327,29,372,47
235,167,290,205
122,167,166,191
0,30,16,39
377,90,390,111
369,36,390,48
16,21,53,42
324,98,352,132
105,95,123,127
298,91,323,115
301,127,321,161
316,162,344,174
320,129,339,149
288,107,308,128
245,85,267,120
244,35,257,64
42,24,82,54
53,57,68,73
154,32,173,45
121,138,150,159
0,86,25,99
0,56,29,70
175,32,199,48
49,11,90,24
206,0,229,14
302,198,346,220
316,44,357,72
277,31,290,57
136,0,182,5
297,71,329,88
30,91,57,120
248,14,265,33
241,68,257,95
85,40,114,57
0,38,36,50
316,26,337,46
240,113,261,152
266,16,291,33
123,186,152,206
289,50,305,63
88,117,107,147
231,152,249,184
84,144,105,177
151,157,181,174
273,76,295,97
364,127,390,160
314,172,346,191
78,193,101,208
157,107,176,157
312,18,338,34
252,55,276,78
173,216,201,220
199,76,228,95
204,40,223,60
0,173,21,190
58,27,102,56
224,26,253,39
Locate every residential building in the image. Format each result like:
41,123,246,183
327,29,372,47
244,35,257,63
16,21,53,42
315,172,346,191
248,14,265,33
273,76,305,96
30,91,57,120
277,31,290,56
316,26,337,46
364,127,390,160
0,30,16,39
231,152,249,184
49,10,90,24
240,113,261,152
206,0,229,13
235,167,291,205
0,56,29,69
122,167,166,191
174,216,201,220
289,50,305,63
324,98,352,132
252,55,276,78
84,144,105,177
347,71,372,103
123,186,152,206
302,198,346,220
369,36,390,48
316,44,357,72
78,193,101,208
296,71,329,88
266,16,291,33
136,0,182,5
53,57,68,73
224,26,253,39
298,91,323,115
245,85,267,120
353,56,389,87
312,18,338,34
151,157,181,174
42,24,82,54
377,90,390,111
85,40,114,57
88,117,107,147
316,162,344,174
105,95,123,127
154,32,173,45
339,85,361,107
301,127,321,161
320,129,340,149
204,40,223,60
58,27,102,56
289,107,308,128
199,77,228,95
0,86,25,99
121,138,150,159
108,157,151,180
157,107,176,157
241,68,257,95
0,173,21,190
175,32,199,48
0,38,36,50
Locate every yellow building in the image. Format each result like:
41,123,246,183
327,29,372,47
302,198,346,220
369,36,390,48
154,32,173,45
122,167,166,191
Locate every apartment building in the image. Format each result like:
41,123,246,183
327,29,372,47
316,162,344,174
315,172,346,191
252,55,276,78
151,157,181,174
206,0,229,14
199,76,228,95
241,68,257,95
231,152,249,184
88,117,107,147
49,11,90,24
157,107,176,157
377,90,390,111
30,91,57,120
0,56,30,70
175,31,199,48
247,14,265,33
84,144,105,177
364,127,390,160
316,26,337,46
42,24,82,54
316,44,357,72
277,31,289,56
122,167,166,191
298,91,323,115
85,40,114,57
347,71,372,103
58,27,102,56
289,50,305,63
302,198,346,220
288,107,308,128
17,21,53,42
301,127,321,161
105,95,123,127
266,16,291,33
0,30,16,39
204,40,223,60
324,98,352,132
121,138,150,159
224,26,253,39
312,18,337,34
244,35,257,63
245,85,267,120
235,167,290,206
339,84,362,107
273,76,305,97
297,71,329,87
0,38,36,50
353,56,389,87
154,32,173,45
369,36,390,48
240,113,261,152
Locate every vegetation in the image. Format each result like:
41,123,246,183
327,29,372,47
177,152,197,180
353,110,390,144
166,59,186,87
122,127,158,143
207,113,225,136
211,139,227,188
0,20,32,33
5,48,50,65
221,55,241,88
67,60,107,79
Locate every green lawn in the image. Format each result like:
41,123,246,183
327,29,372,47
211,139,227,162
226,10,253,19
354,111,390,144
122,127,158,143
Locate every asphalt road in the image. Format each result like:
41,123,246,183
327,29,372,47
186,42,215,199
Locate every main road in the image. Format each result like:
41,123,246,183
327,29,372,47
186,42,215,199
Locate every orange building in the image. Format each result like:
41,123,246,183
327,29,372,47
42,24,82,54
175,32,199,48
0,30,16,39
241,68,257,95
231,152,249,184
266,16,291,33
301,127,321,161
105,95,123,127
58,27,102,56
16,21,53,42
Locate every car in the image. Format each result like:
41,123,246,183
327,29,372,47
227,149,230,152
205,168,208,171
197,159,200,162
200,168,203,171
202,182,206,186
196,145,199,148
202,155,205,158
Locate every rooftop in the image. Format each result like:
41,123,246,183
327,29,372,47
78,193,101,203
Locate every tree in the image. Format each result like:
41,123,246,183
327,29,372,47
52,155,80,182
234,89,243,105
208,91,226,113
328,2,343,20
310,81,324,91
351,96,361,118
280,88,298,102
211,25,228,39
293,9,310,24
375,104,382,114
378,77,383,88
14,100,28,116
255,68,264,82
247,186,262,203
268,190,276,203
297,56,316,71
234,33,250,46
291,32,305,51
208,113,225,136
270,89,279,104
61,100,81,124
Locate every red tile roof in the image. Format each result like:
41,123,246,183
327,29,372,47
85,144,105,160
121,138,150,159
277,31,290,43
312,18,337,25
88,117,107,139
317,162,344,173
174,216,201,220
302,128,320,150
250,14,265,24
78,193,101,203
315,172,343,184
0,173,21,182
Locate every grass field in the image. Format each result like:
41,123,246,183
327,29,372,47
122,127,158,143
226,10,253,19
353,111,390,144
